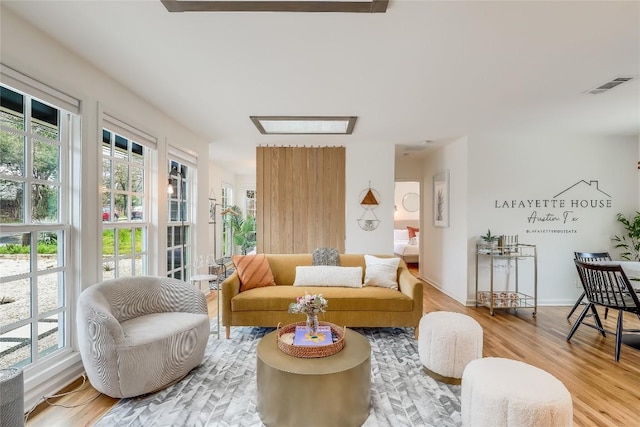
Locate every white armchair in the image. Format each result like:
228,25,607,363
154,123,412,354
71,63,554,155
77,276,210,398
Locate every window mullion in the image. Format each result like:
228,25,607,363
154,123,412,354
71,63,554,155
30,230,39,364
24,99,33,224
60,114,69,224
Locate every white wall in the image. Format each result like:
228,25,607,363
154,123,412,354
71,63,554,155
420,137,469,303
346,140,396,254
417,133,638,307
467,133,638,306
395,155,425,181
2,7,211,408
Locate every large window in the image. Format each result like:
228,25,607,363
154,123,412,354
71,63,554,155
0,85,73,369
167,159,194,280
101,128,150,279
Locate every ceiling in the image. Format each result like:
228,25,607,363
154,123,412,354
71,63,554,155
4,1,639,175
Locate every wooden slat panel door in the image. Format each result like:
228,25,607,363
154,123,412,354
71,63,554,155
256,146,345,253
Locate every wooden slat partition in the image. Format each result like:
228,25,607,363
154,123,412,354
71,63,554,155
256,146,345,253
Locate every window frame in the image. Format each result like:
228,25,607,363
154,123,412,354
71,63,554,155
0,83,75,370
166,157,196,281
100,125,152,280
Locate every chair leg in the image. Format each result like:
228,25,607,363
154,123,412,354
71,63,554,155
590,304,606,337
567,303,592,341
567,292,586,319
615,309,624,362
604,307,609,319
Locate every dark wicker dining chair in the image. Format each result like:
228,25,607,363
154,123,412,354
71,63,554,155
567,260,640,362
567,252,612,320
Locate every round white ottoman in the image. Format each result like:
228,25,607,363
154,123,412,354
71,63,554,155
461,357,573,427
418,311,483,384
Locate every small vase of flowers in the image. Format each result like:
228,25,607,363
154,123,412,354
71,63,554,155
288,293,328,336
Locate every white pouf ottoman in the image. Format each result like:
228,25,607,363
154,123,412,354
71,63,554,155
418,311,483,384
461,357,573,427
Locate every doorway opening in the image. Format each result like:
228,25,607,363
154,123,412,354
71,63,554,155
394,181,420,267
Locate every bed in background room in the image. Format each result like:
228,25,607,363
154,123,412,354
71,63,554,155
394,220,420,264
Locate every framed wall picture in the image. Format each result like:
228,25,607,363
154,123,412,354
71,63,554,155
433,170,449,227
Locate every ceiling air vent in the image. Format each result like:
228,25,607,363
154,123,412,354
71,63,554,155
402,145,428,152
398,141,434,156
585,76,635,95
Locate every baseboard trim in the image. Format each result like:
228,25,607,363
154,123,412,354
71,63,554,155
23,352,84,411
418,275,467,306
418,274,579,308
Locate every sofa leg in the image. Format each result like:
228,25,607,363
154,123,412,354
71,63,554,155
226,325,231,339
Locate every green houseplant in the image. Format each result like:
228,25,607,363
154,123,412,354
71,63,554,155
234,215,256,255
223,205,256,255
612,211,640,261
480,229,500,246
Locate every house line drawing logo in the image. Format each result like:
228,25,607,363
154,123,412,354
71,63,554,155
553,179,612,201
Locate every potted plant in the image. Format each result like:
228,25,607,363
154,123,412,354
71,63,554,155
612,212,640,261
480,229,500,252
234,215,256,255
223,205,256,255
481,229,500,244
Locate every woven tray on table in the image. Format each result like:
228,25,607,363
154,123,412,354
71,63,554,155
277,321,346,358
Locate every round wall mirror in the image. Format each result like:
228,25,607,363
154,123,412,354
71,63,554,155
402,192,420,212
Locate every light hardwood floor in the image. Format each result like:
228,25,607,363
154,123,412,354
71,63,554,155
26,270,640,426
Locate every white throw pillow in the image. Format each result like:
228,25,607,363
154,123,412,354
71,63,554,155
394,229,410,241
293,266,363,288
364,255,401,290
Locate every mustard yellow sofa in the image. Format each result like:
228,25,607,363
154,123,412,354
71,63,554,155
221,253,423,339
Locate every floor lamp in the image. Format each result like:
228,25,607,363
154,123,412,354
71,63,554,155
168,167,186,279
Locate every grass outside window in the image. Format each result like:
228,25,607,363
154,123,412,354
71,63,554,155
102,228,143,256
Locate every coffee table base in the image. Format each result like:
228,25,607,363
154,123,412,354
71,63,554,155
256,329,371,427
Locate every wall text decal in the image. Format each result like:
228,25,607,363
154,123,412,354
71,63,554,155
493,180,612,235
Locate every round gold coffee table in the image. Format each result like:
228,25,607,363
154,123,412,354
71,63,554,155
256,328,371,427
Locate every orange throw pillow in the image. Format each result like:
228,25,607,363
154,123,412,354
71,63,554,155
407,226,420,239
232,254,276,292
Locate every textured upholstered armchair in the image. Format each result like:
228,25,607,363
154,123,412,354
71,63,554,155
77,276,210,398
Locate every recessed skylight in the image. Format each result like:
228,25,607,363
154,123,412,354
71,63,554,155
250,116,357,135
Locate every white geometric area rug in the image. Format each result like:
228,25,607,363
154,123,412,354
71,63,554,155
96,321,461,427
